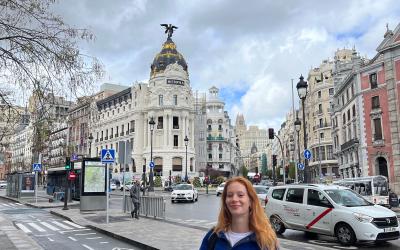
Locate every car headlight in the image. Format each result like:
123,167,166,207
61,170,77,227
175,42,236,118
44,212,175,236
353,212,373,223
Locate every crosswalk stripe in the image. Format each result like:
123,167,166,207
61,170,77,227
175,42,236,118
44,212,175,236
28,222,46,232
63,220,85,229
40,222,59,231
2,204,10,207
16,223,32,233
52,221,73,230
15,203,24,206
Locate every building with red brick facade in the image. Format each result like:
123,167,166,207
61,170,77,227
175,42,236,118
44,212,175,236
360,24,400,192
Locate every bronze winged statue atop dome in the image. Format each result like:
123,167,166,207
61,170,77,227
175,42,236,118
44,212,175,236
161,24,178,38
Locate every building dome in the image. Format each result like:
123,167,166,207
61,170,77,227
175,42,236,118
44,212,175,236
150,37,188,77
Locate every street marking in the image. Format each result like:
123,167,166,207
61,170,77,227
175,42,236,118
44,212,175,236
306,208,333,230
82,244,95,250
15,223,32,233
100,242,109,244
52,221,73,229
47,237,54,242
63,220,85,229
28,222,46,232
68,236,77,241
40,222,59,231
60,229,91,234
86,237,102,240
2,204,10,207
28,215,36,218
15,203,24,206
75,232,96,236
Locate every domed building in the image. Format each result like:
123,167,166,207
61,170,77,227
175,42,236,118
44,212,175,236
131,32,196,181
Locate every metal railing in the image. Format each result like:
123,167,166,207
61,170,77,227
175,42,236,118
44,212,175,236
123,194,165,219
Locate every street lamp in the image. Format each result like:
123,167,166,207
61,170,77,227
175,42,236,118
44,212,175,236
184,135,189,182
88,133,93,157
296,75,309,183
294,118,301,183
149,117,155,192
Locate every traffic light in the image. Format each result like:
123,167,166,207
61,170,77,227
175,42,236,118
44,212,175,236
268,128,274,139
65,157,71,170
272,155,277,166
142,165,146,173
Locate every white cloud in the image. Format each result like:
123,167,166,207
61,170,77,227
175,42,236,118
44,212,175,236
47,0,400,130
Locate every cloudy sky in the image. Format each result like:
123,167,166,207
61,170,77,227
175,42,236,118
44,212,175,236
51,0,400,130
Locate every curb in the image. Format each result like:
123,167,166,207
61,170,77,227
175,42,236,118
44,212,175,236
50,210,158,250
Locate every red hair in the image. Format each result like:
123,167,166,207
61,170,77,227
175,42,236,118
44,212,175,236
214,177,278,249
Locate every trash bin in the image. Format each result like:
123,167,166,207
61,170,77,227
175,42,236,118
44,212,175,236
389,191,399,208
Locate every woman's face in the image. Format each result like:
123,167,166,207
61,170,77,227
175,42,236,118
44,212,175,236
25,178,32,185
225,182,251,218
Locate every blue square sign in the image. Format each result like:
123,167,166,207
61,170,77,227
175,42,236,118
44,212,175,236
32,163,42,172
101,149,115,163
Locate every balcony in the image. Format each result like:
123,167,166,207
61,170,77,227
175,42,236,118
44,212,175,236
110,135,113,139
173,125,179,129
130,129,134,133
120,132,124,136
340,138,359,151
100,138,103,141
105,136,108,140
313,122,332,130
115,133,118,138
95,139,98,142
126,130,129,135
207,136,225,141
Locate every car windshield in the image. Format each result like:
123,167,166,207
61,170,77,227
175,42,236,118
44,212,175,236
174,184,192,190
219,183,225,187
325,189,373,207
254,187,268,194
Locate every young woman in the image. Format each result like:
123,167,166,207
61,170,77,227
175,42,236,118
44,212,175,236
200,177,278,250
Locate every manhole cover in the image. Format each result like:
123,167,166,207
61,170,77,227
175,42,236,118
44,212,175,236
85,215,129,223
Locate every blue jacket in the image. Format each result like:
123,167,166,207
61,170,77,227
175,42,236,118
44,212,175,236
199,229,264,250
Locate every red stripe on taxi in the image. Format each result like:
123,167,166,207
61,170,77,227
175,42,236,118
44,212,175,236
306,208,333,230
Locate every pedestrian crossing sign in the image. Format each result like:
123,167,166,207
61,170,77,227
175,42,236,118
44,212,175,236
32,163,42,172
101,149,115,163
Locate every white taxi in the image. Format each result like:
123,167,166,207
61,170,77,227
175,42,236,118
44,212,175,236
171,184,198,203
265,184,399,245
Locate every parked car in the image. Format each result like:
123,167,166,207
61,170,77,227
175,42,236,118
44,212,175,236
120,181,133,191
110,183,117,191
253,185,269,207
216,182,226,196
0,181,7,189
265,184,399,245
171,184,198,203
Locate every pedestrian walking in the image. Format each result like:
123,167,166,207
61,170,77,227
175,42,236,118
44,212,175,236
130,180,141,219
199,176,278,250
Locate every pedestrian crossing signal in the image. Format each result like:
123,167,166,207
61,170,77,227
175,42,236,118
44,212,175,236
101,149,115,163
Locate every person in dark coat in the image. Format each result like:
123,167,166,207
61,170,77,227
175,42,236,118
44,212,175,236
130,180,141,219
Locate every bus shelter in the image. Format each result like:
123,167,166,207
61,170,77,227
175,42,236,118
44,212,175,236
6,172,35,198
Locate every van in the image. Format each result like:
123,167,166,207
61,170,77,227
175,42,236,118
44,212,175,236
265,184,399,245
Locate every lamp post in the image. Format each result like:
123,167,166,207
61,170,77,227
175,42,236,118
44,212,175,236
88,133,93,157
149,117,155,192
296,75,309,183
294,117,301,183
184,135,189,182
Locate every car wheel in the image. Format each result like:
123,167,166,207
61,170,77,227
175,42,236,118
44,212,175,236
171,200,175,203
191,195,195,203
270,215,286,234
216,193,220,196
335,223,356,245
196,194,198,202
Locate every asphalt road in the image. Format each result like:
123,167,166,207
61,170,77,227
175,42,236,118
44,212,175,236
110,190,400,250
0,199,140,250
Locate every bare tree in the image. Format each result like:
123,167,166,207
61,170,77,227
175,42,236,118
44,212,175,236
0,0,103,147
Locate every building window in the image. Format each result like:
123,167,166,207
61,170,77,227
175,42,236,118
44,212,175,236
218,124,222,131
219,164,224,169
351,84,354,97
372,96,380,109
319,118,323,128
219,154,222,159
208,154,212,159
318,91,321,98
208,143,212,150
347,109,350,121
208,124,212,131
130,120,135,132
173,95,177,105
327,145,333,160
157,116,163,129
159,95,163,106
369,73,377,89
174,135,179,147
343,113,346,124
329,88,334,96
173,116,179,129
373,118,383,140
352,105,356,117
320,132,324,139
318,104,322,114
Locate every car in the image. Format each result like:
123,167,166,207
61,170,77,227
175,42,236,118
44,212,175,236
265,184,399,245
164,183,178,192
216,182,226,196
0,181,7,189
120,181,133,191
171,184,198,203
110,183,117,191
253,185,269,207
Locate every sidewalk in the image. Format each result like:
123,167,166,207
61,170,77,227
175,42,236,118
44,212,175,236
0,192,336,250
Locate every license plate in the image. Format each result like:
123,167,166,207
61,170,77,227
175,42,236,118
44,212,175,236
384,227,397,232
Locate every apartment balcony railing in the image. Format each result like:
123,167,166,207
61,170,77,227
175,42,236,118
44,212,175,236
130,129,134,133
120,132,124,136
173,125,179,129
110,135,113,139
95,139,99,142
115,133,118,138
105,136,108,140
207,136,225,141
340,138,359,151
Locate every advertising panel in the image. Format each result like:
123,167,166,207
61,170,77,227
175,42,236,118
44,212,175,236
82,161,105,195
21,174,35,192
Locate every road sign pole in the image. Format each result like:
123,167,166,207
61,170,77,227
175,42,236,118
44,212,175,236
106,163,109,224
